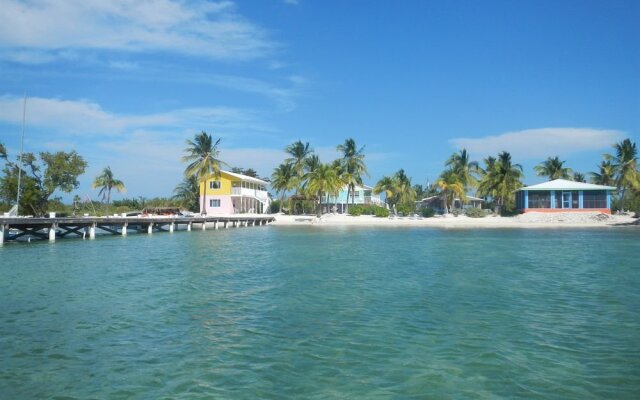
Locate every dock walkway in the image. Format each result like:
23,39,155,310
0,215,275,243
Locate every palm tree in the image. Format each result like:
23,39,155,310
590,160,617,186
436,169,465,214
393,169,416,211
606,139,639,208
477,151,523,212
534,156,572,180
92,166,126,212
182,131,226,214
304,163,341,217
304,154,321,175
337,138,368,214
271,163,296,214
496,151,524,209
445,149,480,189
172,175,199,212
477,156,497,198
330,159,346,212
373,170,416,213
284,141,313,194
572,172,586,183
373,175,395,210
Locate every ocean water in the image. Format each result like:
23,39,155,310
1,226,639,399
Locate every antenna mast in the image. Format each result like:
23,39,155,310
16,94,26,216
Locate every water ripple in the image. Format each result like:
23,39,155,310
0,227,639,398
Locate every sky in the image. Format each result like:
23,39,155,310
0,0,638,200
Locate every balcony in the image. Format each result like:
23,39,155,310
231,187,269,202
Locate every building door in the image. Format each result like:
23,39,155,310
562,192,572,209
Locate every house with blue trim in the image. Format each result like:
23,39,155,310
321,184,385,213
515,179,615,214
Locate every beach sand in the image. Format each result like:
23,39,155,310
269,211,639,228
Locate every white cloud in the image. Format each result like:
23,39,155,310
82,138,286,197
193,73,304,112
223,148,289,176
0,0,275,62
450,128,625,160
0,95,266,136
0,95,282,197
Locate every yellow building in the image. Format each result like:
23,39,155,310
199,170,271,215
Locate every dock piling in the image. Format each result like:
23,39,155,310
49,223,56,241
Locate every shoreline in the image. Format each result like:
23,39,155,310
269,212,639,229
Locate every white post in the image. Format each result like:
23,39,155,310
214,221,218,230
89,223,96,239
202,222,206,230
1,224,6,244
169,222,174,233
48,223,56,241
122,222,127,236
224,221,229,229
187,222,192,231
147,223,153,234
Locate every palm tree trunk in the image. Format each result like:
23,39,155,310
200,191,205,215
344,187,349,214
107,189,111,216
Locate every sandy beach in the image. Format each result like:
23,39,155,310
269,211,639,228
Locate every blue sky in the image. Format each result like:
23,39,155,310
0,0,638,200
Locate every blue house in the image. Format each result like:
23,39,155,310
321,184,385,213
515,179,616,214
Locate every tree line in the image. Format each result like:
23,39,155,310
1,135,638,216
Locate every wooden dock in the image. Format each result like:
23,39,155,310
0,215,275,244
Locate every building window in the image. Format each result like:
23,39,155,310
209,199,221,207
516,191,523,209
354,191,360,198
583,191,607,208
554,192,562,208
571,191,579,208
528,191,551,208
209,181,221,189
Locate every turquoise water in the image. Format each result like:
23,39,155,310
1,227,639,399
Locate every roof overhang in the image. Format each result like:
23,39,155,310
517,179,616,192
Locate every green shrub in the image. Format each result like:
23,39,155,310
374,207,390,217
348,204,364,216
269,199,281,213
396,203,414,216
421,207,436,218
348,204,388,217
500,208,520,217
451,208,462,217
465,207,486,218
